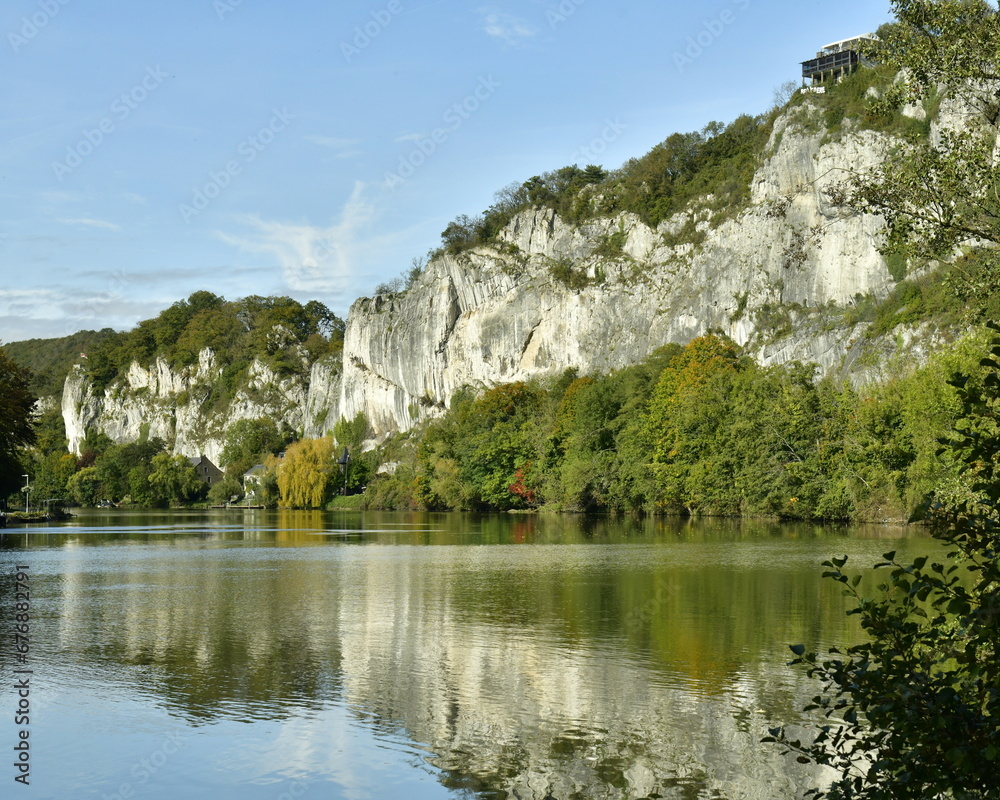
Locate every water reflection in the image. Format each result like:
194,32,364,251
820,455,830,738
0,512,935,799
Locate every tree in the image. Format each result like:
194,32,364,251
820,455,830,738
849,2,1000,271
767,325,1000,798
644,334,741,514
92,439,166,504
34,406,68,455
277,437,335,508
0,346,37,499
416,383,543,510
147,453,203,506
208,475,243,506
67,466,102,506
220,417,290,478
30,452,78,504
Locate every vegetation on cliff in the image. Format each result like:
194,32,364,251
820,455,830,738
83,291,345,393
3,329,116,397
434,111,777,259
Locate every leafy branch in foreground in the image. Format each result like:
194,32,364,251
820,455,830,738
848,1,1000,269
765,324,1000,799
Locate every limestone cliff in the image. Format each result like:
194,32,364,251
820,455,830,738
64,97,937,452
62,351,341,461
339,113,897,435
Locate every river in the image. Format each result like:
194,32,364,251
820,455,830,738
0,510,937,799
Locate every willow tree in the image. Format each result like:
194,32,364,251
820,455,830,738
277,437,335,508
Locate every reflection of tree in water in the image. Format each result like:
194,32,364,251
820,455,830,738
27,517,913,797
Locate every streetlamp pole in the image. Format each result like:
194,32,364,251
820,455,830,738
337,447,351,496
22,474,29,513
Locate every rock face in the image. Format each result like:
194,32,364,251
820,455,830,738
64,102,916,452
339,114,895,435
63,354,341,460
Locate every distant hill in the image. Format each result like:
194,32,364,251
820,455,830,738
2,329,117,397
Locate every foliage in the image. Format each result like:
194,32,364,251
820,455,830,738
220,417,292,478
0,346,37,499
54,436,206,508
848,1,1000,276
645,335,742,513
433,113,775,259
147,453,204,506
766,324,1000,798
2,329,116,396
333,412,370,451
360,328,998,521
26,451,77,505
374,255,427,295
277,437,335,508
789,64,929,142
84,292,345,394
34,406,68,456
92,439,168,506
208,475,244,506
67,466,102,506
547,257,593,290
609,114,775,228
252,456,282,508
417,382,544,510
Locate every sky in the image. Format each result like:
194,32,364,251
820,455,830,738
0,0,893,343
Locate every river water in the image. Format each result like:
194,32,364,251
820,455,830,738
0,510,937,799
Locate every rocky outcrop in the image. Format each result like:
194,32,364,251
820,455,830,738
339,112,897,435
64,98,939,449
62,353,341,461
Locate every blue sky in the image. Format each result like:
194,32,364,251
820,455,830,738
0,0,892,342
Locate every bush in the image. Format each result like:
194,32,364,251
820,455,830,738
767,323,1000,798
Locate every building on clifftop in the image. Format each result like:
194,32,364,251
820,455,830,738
801,34,876,87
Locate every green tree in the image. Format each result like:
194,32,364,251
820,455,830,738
67,466,102,506
644,334,741,513
767,326,1000,797
220,418,290,478
34,406,68,455
208,475,244,506
92,439,166,504
333,412,370,451
147,453,203,506
30,452,78,504
850,2,1000,274
0,346,37,499
727,362,829,518
416,383,544,510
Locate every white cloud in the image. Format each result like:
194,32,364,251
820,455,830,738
305,135,362,149
394,132,424,143
479,8,537,46
217,182,378,294
36,190,83,206
304,135,364,159
59,218,122,232
0,286,153,341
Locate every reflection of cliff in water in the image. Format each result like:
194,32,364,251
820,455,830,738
334,541,835,799
21,516,906,797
